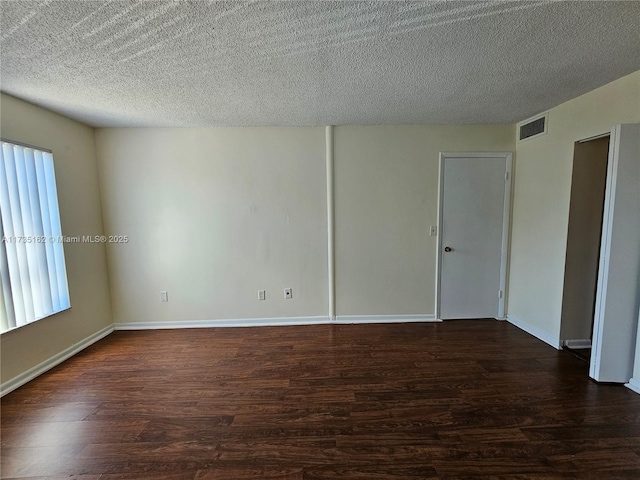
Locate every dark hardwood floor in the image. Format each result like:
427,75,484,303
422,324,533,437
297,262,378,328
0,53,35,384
2,320,640,479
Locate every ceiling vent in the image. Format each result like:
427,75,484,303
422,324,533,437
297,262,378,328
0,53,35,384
518,113,548,142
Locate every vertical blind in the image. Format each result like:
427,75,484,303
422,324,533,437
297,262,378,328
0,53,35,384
0,141,70,332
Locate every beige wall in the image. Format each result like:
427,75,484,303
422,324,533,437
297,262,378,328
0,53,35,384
96,125,514,324
95,127,328,324
508,71,640,341
332,125,514,315
0,93,113,384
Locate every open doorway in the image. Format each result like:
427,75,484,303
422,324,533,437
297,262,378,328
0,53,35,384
560,134,610,362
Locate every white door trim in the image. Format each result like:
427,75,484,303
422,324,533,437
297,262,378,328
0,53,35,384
590,126,618,379
435,152,513,320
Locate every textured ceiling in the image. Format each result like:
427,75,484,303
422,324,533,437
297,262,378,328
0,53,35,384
1,0,639,127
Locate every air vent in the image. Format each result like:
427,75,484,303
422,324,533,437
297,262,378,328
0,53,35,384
518,113,548,142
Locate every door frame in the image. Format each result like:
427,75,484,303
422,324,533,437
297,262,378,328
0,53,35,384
435,152,513,320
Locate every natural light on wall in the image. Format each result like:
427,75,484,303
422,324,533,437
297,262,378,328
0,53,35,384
0,140,70,333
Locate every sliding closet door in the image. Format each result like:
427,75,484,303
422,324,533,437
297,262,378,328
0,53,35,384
590,124,640,383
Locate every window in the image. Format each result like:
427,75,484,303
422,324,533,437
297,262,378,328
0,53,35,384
0,140,70,333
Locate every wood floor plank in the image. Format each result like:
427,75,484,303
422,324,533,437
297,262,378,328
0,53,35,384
1,476,102,480
0,419,149,448
194,467,302,479
299,465,439,479
2,321,640,478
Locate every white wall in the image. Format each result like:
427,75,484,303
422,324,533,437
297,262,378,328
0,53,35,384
95,127,328,324
95,125,514,325
334,125,514,316
0,93,113,385
508,71,640,342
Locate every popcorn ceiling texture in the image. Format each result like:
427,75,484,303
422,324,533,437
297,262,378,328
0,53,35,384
1,0,639,127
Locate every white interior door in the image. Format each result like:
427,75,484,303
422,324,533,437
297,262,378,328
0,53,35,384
590,124,640,383
437,153,511,320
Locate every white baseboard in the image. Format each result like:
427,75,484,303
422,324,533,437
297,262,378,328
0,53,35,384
564,338,592,349
334,314,438,324
0,324,114,397
506,314,562,350
115,314,440,330
114,316,332,330
625,378,640,395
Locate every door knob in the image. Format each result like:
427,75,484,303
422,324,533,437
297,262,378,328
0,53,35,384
444,246,452,252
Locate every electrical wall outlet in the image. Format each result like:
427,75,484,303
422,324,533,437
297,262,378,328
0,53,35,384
284,288,292,299
258,290,266,300
160,291,168,302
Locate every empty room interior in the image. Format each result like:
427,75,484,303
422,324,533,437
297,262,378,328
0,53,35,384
1,1,640,478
